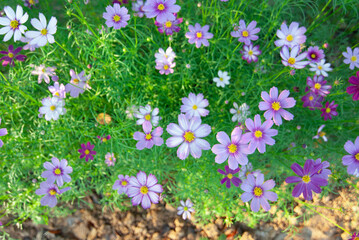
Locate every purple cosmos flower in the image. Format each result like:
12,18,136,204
0,118,8,148
211,127,251,169
133,123,163,150
301,92,323,110
166,114,211,160
155,59,175,75
313,158,331,180
0,5,28,42
275,22,307,48
349,232,359,240
285,159,328,201
218,165,241,188
41,157,72,187
280,45,309,69
113,0,129,4
342,137,359,177
65,69,91,98
306,75,331,97
177,199,194,220
38,97,66,121
241,44,261,63
258,86,296,126
155,13,182,35
105,152,116,166
31,64,59,84
127,171,163,209
23,0,39,8
0,45,26,66
133,105,160,127
132,0,145,17
231,20,260,45
306,46,325,63
142,0,181,24
103,4,130,29
78,142,97,162
320,101,338,121
113,174,130,195
312,125,327,142
241,114,278,153
180,93,209,119
241,173,277,212
48,82,66,98
185,23,213,48
97,135,111,143
238,162,261,181
347,71,359,101
342,47,359,70
35,181,70,208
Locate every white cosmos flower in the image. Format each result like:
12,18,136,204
0,5,28,42
213,70,230,87
177,199,194,220
312,124,327,142
309,59,332,77
39,97,66,121
229,102,250,123
25,13,57,47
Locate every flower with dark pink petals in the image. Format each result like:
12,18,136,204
78,142,97,162
0,45,26,66
113,0,129,4
320,101,338,121
218,165,241,188
306,46,324,63
97,135,111,143
306,75,331,97
347,71,359,101
301,92,323,110
349,232,359,240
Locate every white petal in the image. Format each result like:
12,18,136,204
47,17,57,30
4,6,15,20
47,34,55,44
20,13,29,24
39,13,47,28
0,17,10,26
13,29,21,42
3,30,13,42
0,26,10,35
31,18,43,31
15,5,24,20
25,30,41,39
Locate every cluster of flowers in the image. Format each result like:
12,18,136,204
155,47,176,75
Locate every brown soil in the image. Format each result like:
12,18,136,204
2,180,358,240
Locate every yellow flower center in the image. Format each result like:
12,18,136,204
184,206,188,211
196,32,202,38
309,96,314,101
108,157,112,161
288,57,296,65
227,173,233,179
219,77,223,81
54,92,60,96
286,34,293,42
157,3,165,10
145,133,152,140
314,83,321,90
318,66,323,70
50,105,56,111
42,68,46,73
145,114,151,121
245,172,250,176
29,0,35,4
140,186,149,194
8,53,14,58
228,144,237,154
242,30,249,37
254,130,262,138
351,56,357,62
41,29,48,35
121,180,128,186
310,53,316,59
253,187,263,197
271,102,281,111
237,110,241,114
54,168,61,175
102,138,107,142
165,21,172,28
302,175,311,183
248,50,253,56
49,189,57,195
113,15,121,22
184,131,195,143
73,78,79,84
10,20,19,29
325,108,331,113
85,149,90,155
355,153,359,160
192,105,198,110
319,131,326,137
163,64,169,70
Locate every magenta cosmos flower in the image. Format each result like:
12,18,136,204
78,142,97,162
103,4,130,29
113,0,129,4
320,101,338,121
347,71,359,101
342,47,359,70
142,0,181,24
35,182,70,208
155,13,182,35
218,165,241,188
301,92,323,110
185,23,213,48
231,20,260,45
259,86,296,126
285,159,328,201
242,114,278,153
97,134,111,143
275,22,306,48
180,93,209,119
113,174,130,195
280,45,309,69
0,45,26,66
133,123,163,150
342,136,359,176
211,127,251,169
241,173,277,212
41,157,72,187
241,44,261,63
349,233,359,240
65,69,91,98
0,118,8,148
127,171,163,209
166,114,211,160
306,75,331,97
306,46,325,63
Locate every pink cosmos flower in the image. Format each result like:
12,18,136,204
347,71,359,101
155,59,175,75
78,142,97,162
65,69,91,98
306,46,325,63
241,44,261,63
48,82,66,98
155,13,182,35
306,75,331,97
301,92,323,110
132,0,145,17
320,101,338,121
231,20,260,45
180,93,209,119
31,64,59,84
133,123,163,150
113,174,131,196
275,22,307,48
105,152,116,166
97,135,111,143
185,23,213,48
258,86,296,126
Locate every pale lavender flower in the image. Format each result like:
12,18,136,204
132,0,145,18
342,47,359,70
155,14,182,35
155,59,175,75
133,105,160,127
103,4,130,29
177,199,194,220
231,20,260,45
275,22,307,48
342,137,359,176
142,0,181,24
65,69,91,98
280,45,309,69
35,181,70,208
41,157,72,187
48,82,66,98
20,37,39,51
238,162,261,181
230,102,250,123
105,152,116,166
185,23,213,48
31,64,59,84
23,0,39,8
180,93,209,119
0,5,28,42
133,123,163,150
155,47,176,63
113,174,130,196
125,105,137,119
241,44,261,63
